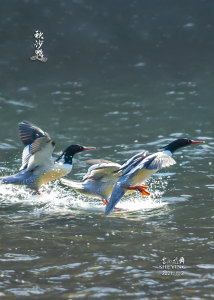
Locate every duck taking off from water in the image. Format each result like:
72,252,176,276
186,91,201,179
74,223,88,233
61,151,149,206
61,159,122,205
105,138,205,215
1,121,96,194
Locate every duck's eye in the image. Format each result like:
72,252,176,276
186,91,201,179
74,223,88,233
51,141,56,146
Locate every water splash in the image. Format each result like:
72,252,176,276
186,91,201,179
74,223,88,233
0,177,169,216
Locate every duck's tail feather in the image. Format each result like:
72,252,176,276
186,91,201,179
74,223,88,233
1,174,22,185
60,178,84,191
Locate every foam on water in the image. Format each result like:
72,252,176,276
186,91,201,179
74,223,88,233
0,177,169,216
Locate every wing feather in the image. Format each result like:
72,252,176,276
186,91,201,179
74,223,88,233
128,152,176,175
116,151,148,175
26,138,55,171
105,183,125,215
19,145,32,171
18,121,50,146
83,162,121,182
30,137,52,155
144,152,176,170
18,121,52,170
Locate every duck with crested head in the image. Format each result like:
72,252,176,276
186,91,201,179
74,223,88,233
1,121,96,194
104,138,205,215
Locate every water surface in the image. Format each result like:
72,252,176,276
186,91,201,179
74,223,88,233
0,1,213,299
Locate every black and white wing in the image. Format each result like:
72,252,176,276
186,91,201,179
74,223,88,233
117,151,148,176
128,152,176,176
18,121,50,146
26,137,55,171
20,137,54,171
18,121,53,170
20,145,32,170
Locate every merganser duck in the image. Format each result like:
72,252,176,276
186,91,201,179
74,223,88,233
61,151,148,205
61,159,122,203
105,138,205,215
1,121,96,193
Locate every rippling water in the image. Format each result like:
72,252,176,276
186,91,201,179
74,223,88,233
0,0,214,299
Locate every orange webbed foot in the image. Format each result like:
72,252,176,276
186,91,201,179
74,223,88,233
102,199,108,205
101,199,123,211
127,185,150,196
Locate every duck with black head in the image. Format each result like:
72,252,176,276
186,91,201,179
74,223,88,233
105,138,205,215
1,121,96,194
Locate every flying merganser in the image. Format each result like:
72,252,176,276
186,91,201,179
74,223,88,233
105,138,205,215
61,159,122,204
61,151,149,206
1,121,96,193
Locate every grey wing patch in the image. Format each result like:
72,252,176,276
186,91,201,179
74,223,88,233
83,162,121,181
143,153,176,170
18,121,50,146
117,151,148,176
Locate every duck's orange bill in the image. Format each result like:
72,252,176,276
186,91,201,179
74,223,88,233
191,140,205,144
82,147,96,151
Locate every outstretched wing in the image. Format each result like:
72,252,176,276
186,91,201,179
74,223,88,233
20,137,54,171
105,182,125,215
18,121,52,171
83,162,121,182
18,121,50,146
130,152,176,174
117,151,148,176
121,152,176,185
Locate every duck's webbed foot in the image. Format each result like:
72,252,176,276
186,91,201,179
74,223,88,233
126,185,150,196
102,199,108,205
101,199,123,211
